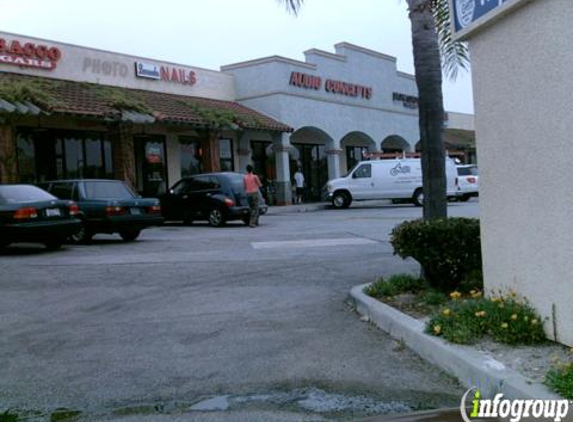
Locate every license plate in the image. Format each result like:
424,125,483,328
130,207,142,215
45,208,61,217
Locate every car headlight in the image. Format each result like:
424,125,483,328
326,183,333,193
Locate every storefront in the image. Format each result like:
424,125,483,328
0,33,423,205
222,42,421,201
0,32,292,202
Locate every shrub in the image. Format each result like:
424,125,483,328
390,218,482,292
426,294,546,345
364,273,426,298
545,362,573,399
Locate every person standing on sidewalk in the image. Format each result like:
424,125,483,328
293,168,305,204
243,165,262,227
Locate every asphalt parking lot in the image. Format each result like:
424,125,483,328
0,200,479,421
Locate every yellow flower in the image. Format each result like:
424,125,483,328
524,316,529,322
498,303,505,309
531,319,538,325
442,308,451,316
491,297,502,303
501,322,509,329
509,290,517,298
450,291,462,300
433,325,442,335
475,310,486,318
471,290,483,299
510,314,518,321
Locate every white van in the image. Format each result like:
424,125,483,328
324,158,459,208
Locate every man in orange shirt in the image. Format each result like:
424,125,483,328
243,165,263,227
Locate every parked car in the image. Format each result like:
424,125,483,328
456,165,479,202
159,172,268,227
0,184,81,250
324,158,459,209
38,179,163,243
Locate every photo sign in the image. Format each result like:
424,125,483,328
451,0,521,39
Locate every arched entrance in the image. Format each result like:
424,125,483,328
381,135,410,153
289,126,332,202
340,131,376,174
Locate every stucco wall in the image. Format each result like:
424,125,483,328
470,0,573,345
222,43,420,149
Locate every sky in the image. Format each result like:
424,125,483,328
1,0,474,114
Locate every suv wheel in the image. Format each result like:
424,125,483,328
208,207,226,227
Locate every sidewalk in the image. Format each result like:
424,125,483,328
266,202,329,215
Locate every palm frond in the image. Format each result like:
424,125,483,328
278,0,304,15
433,0,470,80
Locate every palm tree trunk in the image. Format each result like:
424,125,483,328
407,0,447,219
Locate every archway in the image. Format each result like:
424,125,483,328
340,131,377,174
381,135,410,153
289,126,333,202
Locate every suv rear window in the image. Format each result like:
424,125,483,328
84,181,135,199
0,185,56,204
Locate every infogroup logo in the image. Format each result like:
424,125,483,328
460,387,571,422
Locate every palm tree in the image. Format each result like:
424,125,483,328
278,0,468,219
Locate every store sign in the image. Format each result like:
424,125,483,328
289,71,372,100
146,146,163,164
135,61,197,85
135,61,160,80
0,38,62,70
452,0,516,34
393,92,419,109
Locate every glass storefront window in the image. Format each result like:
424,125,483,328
134,135,167,197
16,129,112,182
16,133,36,183
219,138,234,171
346,146,368,172
179,136,202,177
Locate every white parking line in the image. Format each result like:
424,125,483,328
250,238,378,249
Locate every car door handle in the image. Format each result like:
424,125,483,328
206,193,212,197
182,195,189,199
371,183,374,186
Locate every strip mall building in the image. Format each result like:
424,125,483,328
0,32,431,204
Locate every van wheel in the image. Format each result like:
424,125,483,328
413,189,424,207
332,192,351,209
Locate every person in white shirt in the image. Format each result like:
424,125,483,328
294,169,305,204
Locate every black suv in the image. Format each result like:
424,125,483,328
39,179,164,242
159,172,267,227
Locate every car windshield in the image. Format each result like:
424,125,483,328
0,185,56,205
457,166,478,176
84,181,135,199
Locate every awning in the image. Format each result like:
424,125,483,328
0,72,292,132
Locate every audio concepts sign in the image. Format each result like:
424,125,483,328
451,0,521,39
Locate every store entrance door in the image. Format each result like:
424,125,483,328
291,143,328,202
134,135,168,197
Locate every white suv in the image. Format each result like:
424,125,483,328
456,165,479,201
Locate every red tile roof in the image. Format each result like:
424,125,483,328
0,72,292,132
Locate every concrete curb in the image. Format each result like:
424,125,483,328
350,283,562,400
266,203,329,215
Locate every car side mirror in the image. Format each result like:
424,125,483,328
352,172,358,179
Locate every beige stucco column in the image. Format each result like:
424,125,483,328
0,125,19,183
273,132,292,205
326,148,342,181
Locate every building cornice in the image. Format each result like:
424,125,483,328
334,42,397,63
221,56,316,72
